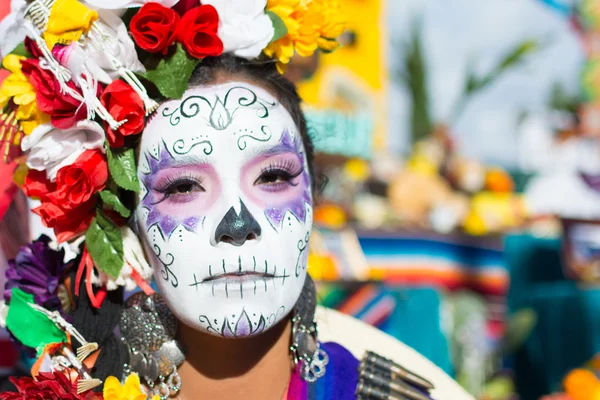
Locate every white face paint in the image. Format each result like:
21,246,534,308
136,82,312,337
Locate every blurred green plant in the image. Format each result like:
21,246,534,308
452,40,540,121
396,20,432,145
395,20,541,148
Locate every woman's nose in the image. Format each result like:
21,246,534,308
214,200,262,246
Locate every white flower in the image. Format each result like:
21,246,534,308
54,10,145,84
203,0,274,60
92,10,147,82
0,0,28,59
95,227,154,292
21,120,105,182
84,0,181,9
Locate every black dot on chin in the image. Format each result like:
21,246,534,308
214,319,217,324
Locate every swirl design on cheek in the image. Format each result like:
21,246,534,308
295,232,310,277
237,125,273,150
153,244,179,288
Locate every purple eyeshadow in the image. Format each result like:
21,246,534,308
141,143,204,237
263,129,311,229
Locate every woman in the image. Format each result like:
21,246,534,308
0,1,470,399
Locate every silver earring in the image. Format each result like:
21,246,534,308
120,292,185,399
290,314,329,383
290,276,328,383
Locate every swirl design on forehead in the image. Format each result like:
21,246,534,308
161,86,277,129
237,126,273,150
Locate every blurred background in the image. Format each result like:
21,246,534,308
4,0,600,399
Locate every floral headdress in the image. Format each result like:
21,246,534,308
0,0,343,396
0,0,344,301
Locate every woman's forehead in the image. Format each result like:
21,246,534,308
139,81,305,166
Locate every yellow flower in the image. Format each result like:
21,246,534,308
265,0,345,72
44,0,98,50
0,56,35,109
103,373,159,400
0,55,48,136
313,0,345,52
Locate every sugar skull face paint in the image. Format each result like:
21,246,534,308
136,82,313,337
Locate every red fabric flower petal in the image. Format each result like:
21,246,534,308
20,59,91,130
52,150,108,207
23,150,106,243
0,372,97,400
101,80,145,148
23,169,57,200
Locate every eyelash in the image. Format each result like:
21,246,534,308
256,160,303,186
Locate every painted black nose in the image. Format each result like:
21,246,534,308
214,201,261,246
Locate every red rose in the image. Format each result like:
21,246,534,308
0,372,101,400
130,2,180,54
20,59,90,130
33,200,95,243
49,150,108,208
176,5,223,59
23,150,108,243
100,80,145,148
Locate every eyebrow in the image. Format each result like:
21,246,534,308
162,154,210,168
252,144,300,157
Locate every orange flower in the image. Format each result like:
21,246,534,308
564,369,600,400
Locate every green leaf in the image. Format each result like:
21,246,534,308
107,146,140,192
85,211,124,278
99,190,131,218
267,11,288,43
142,43,201,99
9,42,32,58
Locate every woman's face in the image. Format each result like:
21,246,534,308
136,81,313,337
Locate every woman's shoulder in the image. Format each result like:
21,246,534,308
315,306,475,400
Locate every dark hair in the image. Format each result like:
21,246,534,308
186,55,320,196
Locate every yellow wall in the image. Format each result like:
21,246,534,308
297,0,388,151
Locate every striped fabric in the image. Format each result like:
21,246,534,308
357,232,508,297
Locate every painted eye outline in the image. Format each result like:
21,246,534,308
151,175,206,205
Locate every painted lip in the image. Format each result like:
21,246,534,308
202,272,276,283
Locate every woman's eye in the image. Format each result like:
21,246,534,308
260,172,287,184
164,180,204,195
171,183,195,193
256,170,296,185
